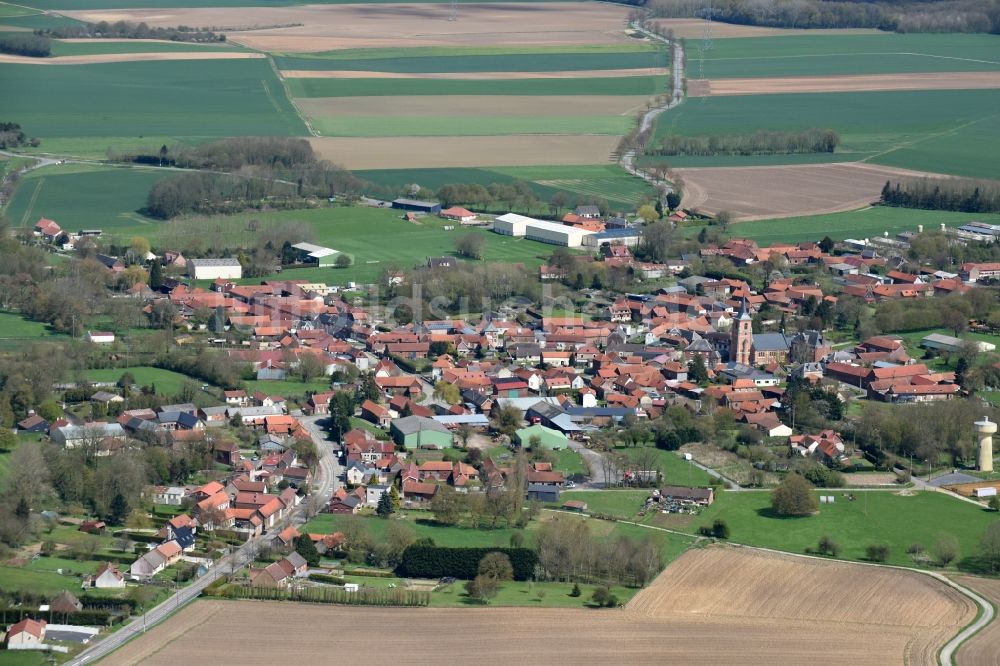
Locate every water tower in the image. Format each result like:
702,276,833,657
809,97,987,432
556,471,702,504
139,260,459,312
975,416,996,473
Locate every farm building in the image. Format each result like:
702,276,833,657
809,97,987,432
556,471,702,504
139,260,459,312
656,486,715,506
514,424,568,450
391,198,441,214
920,333,995,353
440,206,477,223
5,618,46,649
390,415,453,450
583,228,642,248
493,213,594,247
187,258,242,280
291,242,340,268
87,331,115,344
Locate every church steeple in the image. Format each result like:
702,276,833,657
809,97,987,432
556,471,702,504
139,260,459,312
731,298,753,365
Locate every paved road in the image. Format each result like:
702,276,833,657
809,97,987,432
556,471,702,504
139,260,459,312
566,438,609,488
66,417,340,665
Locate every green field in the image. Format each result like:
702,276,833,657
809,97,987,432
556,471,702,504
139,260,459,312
303,513,531,549
688,33,1000,79
49,38,245,56
283,44,658,61
312,115,633,137
653,89,1000,179
4,164,167,231
84,366,216,396
0,12,82,28
0,311,69,350
356,165,654,210
0,59,307,139
666,490,999,570
242,378,332,399
14,0,573,7
0,2,40,17
718,207,1000,245
287,76,667,98
276,50,664,73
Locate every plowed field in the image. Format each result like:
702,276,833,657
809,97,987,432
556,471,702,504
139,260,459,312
954,576,1000,666
105,547,973,666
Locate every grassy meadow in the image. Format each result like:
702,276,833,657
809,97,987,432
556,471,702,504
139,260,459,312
0,311,70,351
688,33,1000,79
83,366,214,395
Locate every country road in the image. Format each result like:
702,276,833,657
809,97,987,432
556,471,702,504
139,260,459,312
65,416,340,666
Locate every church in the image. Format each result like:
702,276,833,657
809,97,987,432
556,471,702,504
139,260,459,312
729,300,792,366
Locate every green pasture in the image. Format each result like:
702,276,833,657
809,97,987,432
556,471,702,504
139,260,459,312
12,136,212,161
718,207,1000,245
552,448,588,478
49,38,244,56
276,50,665,73
4,164,166,231
0,12,82,28
669,489,999,570
0,565,87,596
302,513,533,549
688,33,1000,79
356,164,654,210
0,311,69,351
430,579,639,608
0,59,307,139
287,75,668,98
0,2,40,17
312,115,632,137
84,366,212,395
557,490,648,520
242,378,331,399
654,88,1000,179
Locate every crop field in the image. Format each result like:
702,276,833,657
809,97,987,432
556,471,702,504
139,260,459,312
285,75,665,98
628,547,975,665
0,59,306,141
691,72,1000,97
687,33,1000,79
107,545,973,665
48,38,248,57
308,115,633,138
0,2,39,17
954,575,1000,665
675,162,943,220
710,207,1000,245
651,18,878,39
4,165,167,232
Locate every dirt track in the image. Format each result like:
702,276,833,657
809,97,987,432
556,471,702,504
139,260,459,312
689,72,1000,96
298,95,652,118
310,135,619,169
954,576,1000,665
104,547,972,666
676,161,956,220
281,67,667,80
64,3,633,53
0,52,265,65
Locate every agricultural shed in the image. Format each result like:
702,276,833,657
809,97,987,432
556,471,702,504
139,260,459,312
390,415,453,450
514,424,568,450
391,198,441,214
291,242,340,267
920,333,995,353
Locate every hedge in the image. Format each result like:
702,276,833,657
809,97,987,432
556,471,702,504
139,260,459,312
308,573,346,585
0,608,116,626
222,584,429,606
397,546,537,581
343,568,394,578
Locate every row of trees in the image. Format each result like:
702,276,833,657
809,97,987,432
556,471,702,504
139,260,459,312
435,181,615,217
39,20,223,42
881,178,1000,214
0,35,50,58
651,129,840,157
643,0,1000,34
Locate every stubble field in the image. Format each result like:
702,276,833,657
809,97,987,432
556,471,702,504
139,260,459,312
104,547,973,666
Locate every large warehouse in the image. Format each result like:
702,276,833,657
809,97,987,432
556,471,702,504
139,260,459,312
493,213,594,247
187,258,242,280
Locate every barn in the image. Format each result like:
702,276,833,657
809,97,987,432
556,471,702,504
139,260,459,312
291,242,340,268
187,258,242,280
493,213,594,247
391,198,441,214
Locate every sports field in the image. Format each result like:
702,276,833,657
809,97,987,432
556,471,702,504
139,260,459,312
0,59,306,141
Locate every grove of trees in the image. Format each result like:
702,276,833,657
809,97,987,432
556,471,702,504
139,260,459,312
881,177,1000,214
0,35,50,58
652,129,839,157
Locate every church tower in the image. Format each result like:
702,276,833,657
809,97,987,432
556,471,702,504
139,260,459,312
731,298,753,365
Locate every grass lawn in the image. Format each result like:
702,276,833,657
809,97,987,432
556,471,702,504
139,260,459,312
287,75,667,98
84,366,219,398
556,490,648,520
716,207,1000,245
688,33,1000,79
0,565,87,596
0,651,48,666
666,489,999,569
24,555,100,576
243,378,331,399
552,448,587,478
430,579,638,608
0,311,69,351
652,88,1000,180
613,446,715,488
0,59,306,140
302,513,532,548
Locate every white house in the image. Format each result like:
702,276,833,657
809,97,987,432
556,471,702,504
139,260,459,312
366,484,390,508
5,619,46,649
152,486,186,506
87,331,115,344
84,562,126,589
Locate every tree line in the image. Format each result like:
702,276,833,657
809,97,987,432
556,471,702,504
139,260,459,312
38,20,223,43
642,0,1000,34
0,122,38,149
435,181,614,217
881,177,1000,214
0,35,50,58
651,129,839,157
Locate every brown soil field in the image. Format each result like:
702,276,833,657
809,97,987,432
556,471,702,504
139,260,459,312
690,72,1000,97
649,19,879,39
63,3,633,53
675,161,954,220
298,95,653,118
954,576,1000,665
310,135,619,169
104,547,973,666
281,67,667,80
0,52,264,65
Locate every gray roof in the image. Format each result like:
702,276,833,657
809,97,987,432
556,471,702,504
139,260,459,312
391,415,450,436
188,258,240,266
752,332,790,352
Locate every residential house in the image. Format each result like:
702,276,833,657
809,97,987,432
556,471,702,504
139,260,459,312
5,618,46,649
82,562,126,589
